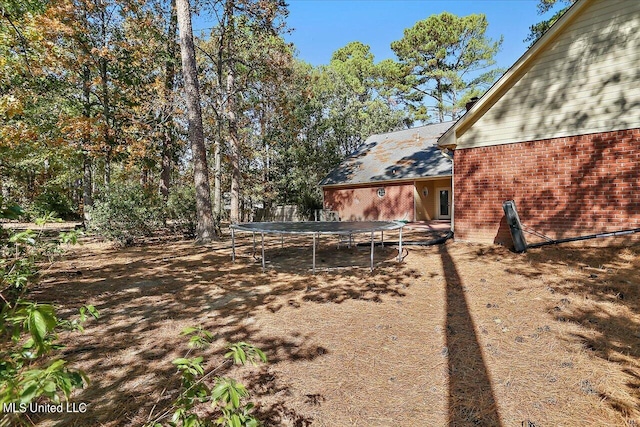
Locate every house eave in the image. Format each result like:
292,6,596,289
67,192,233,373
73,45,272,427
320,174,452,189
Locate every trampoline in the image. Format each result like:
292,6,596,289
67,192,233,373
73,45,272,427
230,221,405,273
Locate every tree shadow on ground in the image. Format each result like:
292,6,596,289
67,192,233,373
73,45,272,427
245,367,314,427
31,235,417,426
439,244,503,427
514,245,640,421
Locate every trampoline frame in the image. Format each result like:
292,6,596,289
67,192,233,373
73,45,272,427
230,221,405,273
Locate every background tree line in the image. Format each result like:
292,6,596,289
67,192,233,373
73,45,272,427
0,0,563,242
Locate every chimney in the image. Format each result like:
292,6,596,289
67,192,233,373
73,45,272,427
465,96,480,112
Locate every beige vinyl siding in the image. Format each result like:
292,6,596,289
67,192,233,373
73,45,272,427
457,0,640,149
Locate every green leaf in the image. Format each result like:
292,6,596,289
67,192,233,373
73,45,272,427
43,381,57,394
254,348,267,364
171,408,184,423
10,230,36,245
85,305,99,319
29,310,49,343
229,386,240,409
22,337,35,350
181,326,199,335
46,359,66,372
212,381,229,402
19,383,38,404
1,203,24,219
184,414,200,427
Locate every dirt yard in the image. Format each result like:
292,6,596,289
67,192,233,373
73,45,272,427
27,227,640,426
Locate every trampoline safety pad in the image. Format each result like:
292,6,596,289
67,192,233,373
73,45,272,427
230,221,405,273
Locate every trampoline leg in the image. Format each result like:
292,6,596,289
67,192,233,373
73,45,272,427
312,233,316,274
231,228,235,262
252,232,256,256
261,232,265,271
398,227,403,262
370,231,374,272
281,234,284,248
381,231,384,248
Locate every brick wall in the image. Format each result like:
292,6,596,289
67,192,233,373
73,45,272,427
454,128,640,246
323,182,415,221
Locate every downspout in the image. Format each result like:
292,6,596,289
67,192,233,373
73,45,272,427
504,200,640,252
440,148,454,233
413,180,417,222
527,228,640,249
320,185,325,221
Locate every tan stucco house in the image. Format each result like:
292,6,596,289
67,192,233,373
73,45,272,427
438,0,640,245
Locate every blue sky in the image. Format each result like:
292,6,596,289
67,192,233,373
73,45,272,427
282,0,551,70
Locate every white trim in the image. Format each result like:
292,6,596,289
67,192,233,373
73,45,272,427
320,174,452,189
451,160,455,232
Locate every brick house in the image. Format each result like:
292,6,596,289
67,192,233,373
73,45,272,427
320,122,454,222
438,0,640,246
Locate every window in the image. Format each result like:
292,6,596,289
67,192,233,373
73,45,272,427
377,188,386,198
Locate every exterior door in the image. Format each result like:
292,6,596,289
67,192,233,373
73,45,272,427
436,187,451,220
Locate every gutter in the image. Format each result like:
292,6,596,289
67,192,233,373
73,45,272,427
319,175,452,189
440,148,454,233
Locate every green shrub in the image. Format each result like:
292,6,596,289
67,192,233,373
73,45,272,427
0,202,98,426
165,185,197,238
297,190,323,221
89,183,164,245
30,187,77,220
146,328,266,427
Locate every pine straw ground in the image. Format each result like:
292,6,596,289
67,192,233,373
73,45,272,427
26,228,640,427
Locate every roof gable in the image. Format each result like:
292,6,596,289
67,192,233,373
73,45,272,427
439,0,640,149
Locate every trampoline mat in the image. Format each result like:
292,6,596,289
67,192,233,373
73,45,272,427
230,221,404,235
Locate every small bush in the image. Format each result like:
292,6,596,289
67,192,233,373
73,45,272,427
30,186,77,220
0,204,97,426
89,183,164,245
297,190,323,221
146,328,266,427
165,185,197,237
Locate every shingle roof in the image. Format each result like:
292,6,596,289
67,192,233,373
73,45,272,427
319,121,454,187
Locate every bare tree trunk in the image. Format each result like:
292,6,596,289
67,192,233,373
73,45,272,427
260,111,271,213
160,0,178,200
176,0,216,243
82,64,93,222
436,78,445,123
82,154,92,221
223,0,241,224
99,6,112,194
213,133,222,220
227,70,241,224
213,11,226,223
159,142,171,199
103,149,111,192
140,168,149,188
